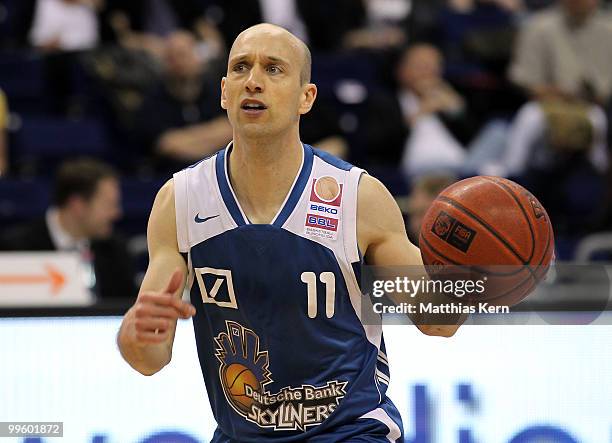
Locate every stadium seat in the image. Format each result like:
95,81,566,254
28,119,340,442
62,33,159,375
12,116,112,169
120,177,165,218
311,52,381,163
0,53,45,97
0,175,165,234
0,178,50,223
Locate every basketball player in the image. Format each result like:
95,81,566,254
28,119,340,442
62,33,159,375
118,24,461,442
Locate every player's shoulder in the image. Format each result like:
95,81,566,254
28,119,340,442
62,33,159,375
357,173,405,240
357,174,391,206
178,149,224,175
309,144,355,172
171,149,223,197
146,177,180,252
152,179,176,214
304,144,393,212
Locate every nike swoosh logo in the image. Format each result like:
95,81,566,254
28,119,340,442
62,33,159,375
194,214,220,223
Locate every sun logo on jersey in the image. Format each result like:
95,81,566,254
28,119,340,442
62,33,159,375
312,176,342,205
215,321,272,415
214,321,349,431
305,177,344,240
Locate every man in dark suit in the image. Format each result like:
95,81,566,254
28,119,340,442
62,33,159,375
365,43,478,170
0,159,137,300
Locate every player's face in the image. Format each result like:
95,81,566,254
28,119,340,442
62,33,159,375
221,29,316,139
81,178,122,239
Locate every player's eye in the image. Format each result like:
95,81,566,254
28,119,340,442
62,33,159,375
267,65,281,74
233,63,248,73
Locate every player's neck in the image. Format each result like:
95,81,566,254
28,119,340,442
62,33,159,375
228,131,303,223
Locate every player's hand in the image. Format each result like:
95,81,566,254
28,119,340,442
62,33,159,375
131,270,196,345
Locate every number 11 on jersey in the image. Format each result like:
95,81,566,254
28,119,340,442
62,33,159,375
301,272,336,319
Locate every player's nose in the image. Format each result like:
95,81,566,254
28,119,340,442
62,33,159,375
245,66,264,93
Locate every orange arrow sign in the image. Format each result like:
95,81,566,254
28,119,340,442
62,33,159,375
0,265,67,294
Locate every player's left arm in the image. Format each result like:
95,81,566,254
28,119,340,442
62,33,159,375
357,174,463,337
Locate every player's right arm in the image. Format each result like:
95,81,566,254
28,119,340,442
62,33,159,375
117,179,195,375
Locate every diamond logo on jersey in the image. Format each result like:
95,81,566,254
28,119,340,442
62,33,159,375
305,176,343,240
194,267,238,309
215,321,348,431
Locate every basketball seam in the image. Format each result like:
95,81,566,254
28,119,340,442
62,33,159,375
480,177,536,262
419,232,526,276
436,196,535,275
228,368,250,390
420,232,535,302
484,271,535,303
484,177,554,277
422,179,554,303
532,222,553,281
421,233,538,303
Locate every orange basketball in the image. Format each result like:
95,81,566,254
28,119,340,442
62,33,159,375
223,363,260,413
419,176,554,306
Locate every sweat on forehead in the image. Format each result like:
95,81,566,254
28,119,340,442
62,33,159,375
229,23,311,84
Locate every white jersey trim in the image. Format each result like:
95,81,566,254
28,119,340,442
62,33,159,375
270,143,306,225
221,143,251,225
173,170,190,253
359,408,402,442
343,167,366,264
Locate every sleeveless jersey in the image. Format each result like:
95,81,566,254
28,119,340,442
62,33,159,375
173,143,402,442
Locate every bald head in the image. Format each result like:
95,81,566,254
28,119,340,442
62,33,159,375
230,23,312,84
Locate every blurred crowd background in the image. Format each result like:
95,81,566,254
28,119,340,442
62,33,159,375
1,0,612,300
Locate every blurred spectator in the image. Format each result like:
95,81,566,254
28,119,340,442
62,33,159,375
504,0,611,177
83,2,225,130
510,0,612,104
0,159,137,300
0,89,8,176
432,0,524,117
300,99,349,159
80,44,161,131
99,0,224,62
366,44,478,173
27,0,104,115
132,31,231,168
501,0,612,235
523,0,556,11
344,0,411,50
404,174,456,244
208,0,365,52
29,0,101,51
408,0,447,42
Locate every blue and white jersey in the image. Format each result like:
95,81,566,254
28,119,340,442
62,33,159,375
173,143,402,442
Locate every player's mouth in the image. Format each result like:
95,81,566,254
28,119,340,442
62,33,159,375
240,99,268,115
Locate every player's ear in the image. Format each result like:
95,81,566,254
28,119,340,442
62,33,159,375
298,83,317,115
221,77,228,110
